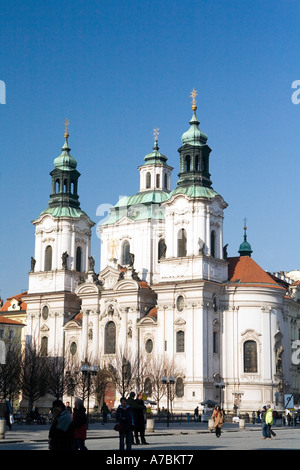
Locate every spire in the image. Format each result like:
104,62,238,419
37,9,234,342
181,88,208,146
46,119,81,212
176,89,212,189
238,218,253,257
54,118,77,170
143,128,168,165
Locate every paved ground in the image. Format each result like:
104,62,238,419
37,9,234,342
0,420,299,454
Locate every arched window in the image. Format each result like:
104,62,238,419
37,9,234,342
175,377,184,398
41,336,48,356
63,179,68,193
144,377,152,396
164,173,168,190
210,230,216,258
76,246,82,272
195,156,200,171
244,340,258,373
185,155,191,172
158,239,166,260
55,179,60,193
156,174,160,188
176,330,185,353
122,241,131,265
71,181,75,194
146,172,151,189
44,245,52,271
177,229,187,257
104,321,116,354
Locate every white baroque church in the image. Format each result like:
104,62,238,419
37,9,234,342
25,95,300,413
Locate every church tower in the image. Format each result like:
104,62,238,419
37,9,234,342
26,121,95,355
160,89,228,279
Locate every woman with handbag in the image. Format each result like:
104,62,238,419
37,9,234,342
211,405,224,437
115,397,135,450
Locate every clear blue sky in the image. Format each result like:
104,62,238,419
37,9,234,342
0,0,300,300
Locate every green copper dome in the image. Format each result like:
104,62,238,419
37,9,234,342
53,138,77,170
181,107,208,147
238,223,253,257
143,140,168,165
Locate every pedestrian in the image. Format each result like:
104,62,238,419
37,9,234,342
65,401,72,414
115,397,134,451
251,411,256,425
194,406,199,422
73,398,88,450
134,391,148,444
261,406,268,439
101,401,109,425
126,391,138,443
265,404,276,439
48,400,74,450
211,405,223,437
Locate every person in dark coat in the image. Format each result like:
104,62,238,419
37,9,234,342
48,400,74,451
134,392,148,444
73,398,87,450
115,397,134,450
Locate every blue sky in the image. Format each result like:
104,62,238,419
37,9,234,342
0,0,300,300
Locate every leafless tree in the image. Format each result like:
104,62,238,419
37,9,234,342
0,338,22,406
20,341,48,413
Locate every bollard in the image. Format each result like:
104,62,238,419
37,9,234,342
146,418,155,432
239,418,245,429
0,419,5,439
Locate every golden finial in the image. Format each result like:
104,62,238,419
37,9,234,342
64,118,70,139
190,88,198,110
153,128,159,142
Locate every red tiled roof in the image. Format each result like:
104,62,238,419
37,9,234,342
0,315,24,326
227,257,285,290
0,292,27,312
147,307,157,318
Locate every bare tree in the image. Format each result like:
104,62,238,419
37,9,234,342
108,347,139,398
20,341,48,413
0,338,22,406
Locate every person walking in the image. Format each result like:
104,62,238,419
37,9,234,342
115,397,135,451
48,400,74,450
73,398,88,450
261,406,268,439
134,392,148,444
211,405,224,437
265,404,276,439
101,402,109,425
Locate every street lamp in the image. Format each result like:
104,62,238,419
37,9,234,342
161,376,175,427
215,381,225,409
81,362,99,429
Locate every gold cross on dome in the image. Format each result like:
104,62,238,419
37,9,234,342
190,88,198,108
244,217,247,230
64,118,70,137
153,128,159,141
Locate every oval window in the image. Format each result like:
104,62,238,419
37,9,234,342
145,339,153,354
176,295,184,312
42,305,49,320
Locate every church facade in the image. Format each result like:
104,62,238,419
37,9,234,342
25,96,300,412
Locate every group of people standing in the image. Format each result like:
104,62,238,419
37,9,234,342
115,391,148,450
48,398,88,450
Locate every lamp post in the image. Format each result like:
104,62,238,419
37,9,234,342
215,381,225,409
81,362,99,429
161,376,175,427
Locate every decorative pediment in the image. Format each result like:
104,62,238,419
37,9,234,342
40,324,50,332
75,282,100,295
174,317,186,326
114,279,139,292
